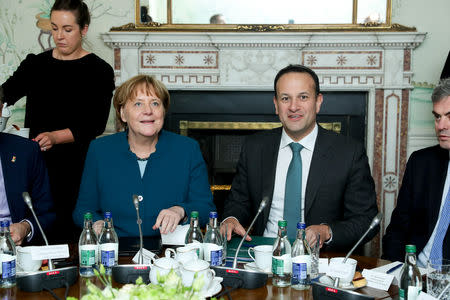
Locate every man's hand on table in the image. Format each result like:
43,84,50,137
10,222,31,245
220,217,251,241
306,224,331,248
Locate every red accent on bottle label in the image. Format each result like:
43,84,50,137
47,271,60,276
326,287,338,293
226,269,239,274
134,266,148,270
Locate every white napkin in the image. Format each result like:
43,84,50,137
161,224,190,246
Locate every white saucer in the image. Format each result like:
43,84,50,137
244,262,272,276
318,275,366,290
203,277,223,298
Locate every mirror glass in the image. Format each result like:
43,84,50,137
138,0,388,26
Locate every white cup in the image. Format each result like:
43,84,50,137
329,257,357,286
149,257,180,284
16,246,43,272
165,246,198,265
185,242,203,260
248,245,272,271
181,259,215,291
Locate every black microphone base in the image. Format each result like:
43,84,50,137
312,281,374,300
211,265,268,289
112,264,151,284
16,266,78,292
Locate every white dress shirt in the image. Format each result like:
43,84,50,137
263,124,318,237
417,151,450,267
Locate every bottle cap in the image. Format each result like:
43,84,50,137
84,212,93,220
209,211,218,218
104,211,112,219
297,222,306,229
278,220,287,227
0,220,10,228
191,211,199,218
405,244,416,253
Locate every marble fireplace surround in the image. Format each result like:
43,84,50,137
102,31,426,256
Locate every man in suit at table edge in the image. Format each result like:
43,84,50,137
0,98,55,245
221,64,379,252
383,78,450,265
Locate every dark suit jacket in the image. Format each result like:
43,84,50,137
382,145,450,262
0,132,55,244
223,126,379,251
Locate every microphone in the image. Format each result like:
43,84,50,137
133,194,144,264
16,192,78,292
112,194,151,284
211,197,269,289
232,197,267,268
333,212,383,288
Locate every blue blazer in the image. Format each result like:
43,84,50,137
73,130,216,237
0,132,55,244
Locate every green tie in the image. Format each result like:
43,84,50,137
284,142,303,240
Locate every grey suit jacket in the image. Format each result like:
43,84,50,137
222,126,379,251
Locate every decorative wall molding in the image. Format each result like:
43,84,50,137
102,31,426,257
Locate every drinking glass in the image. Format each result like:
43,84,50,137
309,232,320,279
427,258,450,299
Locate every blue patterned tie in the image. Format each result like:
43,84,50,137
284,142,303,240
430,184,450,262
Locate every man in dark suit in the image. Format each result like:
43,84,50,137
221,65,378,251
0,100,55,245
383,78,450,265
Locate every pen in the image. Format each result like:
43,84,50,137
386,263,403,274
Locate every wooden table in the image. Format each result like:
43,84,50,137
0,253,398,300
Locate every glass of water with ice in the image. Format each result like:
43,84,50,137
427,258,450,299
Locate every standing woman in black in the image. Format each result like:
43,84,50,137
0,0,115,243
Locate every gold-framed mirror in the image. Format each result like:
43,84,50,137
111,0,414,32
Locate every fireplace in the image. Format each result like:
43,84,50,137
103,30,426,256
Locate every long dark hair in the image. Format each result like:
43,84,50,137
51,0,91,28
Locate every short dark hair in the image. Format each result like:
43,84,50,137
51,0,91,28
274,64,320,97
431,77,450,103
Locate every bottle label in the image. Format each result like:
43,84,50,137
399,289,405,300
210,249,223,266
203,243,223,266
100,243,119,262
292,262,307,283
272,254,292,275
80,245,98,267
1,255,16,279
101,250,115,267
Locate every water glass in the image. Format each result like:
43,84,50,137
310,232,320,279
427,258,450,299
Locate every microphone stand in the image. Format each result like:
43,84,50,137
112,194,151,284
17,192,78,292
211,197,269,289
333,213,383,288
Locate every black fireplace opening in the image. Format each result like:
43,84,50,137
164,90,367,218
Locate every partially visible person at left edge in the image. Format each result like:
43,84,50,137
0,99,55,245
383,78,450,266
73,75,215,237
0,0,115,243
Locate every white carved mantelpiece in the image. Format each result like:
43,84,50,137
102,31,425,256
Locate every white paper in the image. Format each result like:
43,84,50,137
132,248,157,264
362,269,394,291
31,244,69,260
417,292,438,300
327,261,354,279
161,224,190,246
370,261,429,286
319,258,329,273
